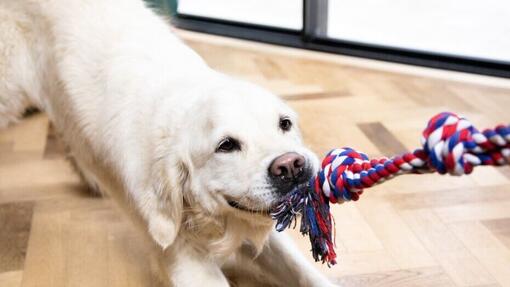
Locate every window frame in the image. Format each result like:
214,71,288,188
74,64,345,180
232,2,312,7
165,0,510,78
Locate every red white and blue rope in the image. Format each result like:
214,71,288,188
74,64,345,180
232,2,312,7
271,112,510,265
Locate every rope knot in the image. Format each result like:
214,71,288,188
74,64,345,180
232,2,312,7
422,112,509,175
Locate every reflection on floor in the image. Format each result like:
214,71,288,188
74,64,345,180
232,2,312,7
1,30,510,287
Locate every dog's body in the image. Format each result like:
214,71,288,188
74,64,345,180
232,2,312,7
0,1,335,286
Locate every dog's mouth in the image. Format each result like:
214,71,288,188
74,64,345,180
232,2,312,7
227,200,271,214
225,197,271,215
224,182,310,215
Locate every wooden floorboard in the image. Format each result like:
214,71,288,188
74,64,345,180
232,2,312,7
334,266,455,287
1,29,510,286
482,218,510,249
358,122,409,156
0,202,34,272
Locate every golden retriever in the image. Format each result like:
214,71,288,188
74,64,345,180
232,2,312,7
0,0,336,286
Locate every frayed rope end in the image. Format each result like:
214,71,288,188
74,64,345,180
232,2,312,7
271,179,337,266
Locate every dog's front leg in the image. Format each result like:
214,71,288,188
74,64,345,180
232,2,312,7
252,231,337,287
163,242,230,287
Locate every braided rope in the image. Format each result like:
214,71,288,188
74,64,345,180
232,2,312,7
272,112,510,266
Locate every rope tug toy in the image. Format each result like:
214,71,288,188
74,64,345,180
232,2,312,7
271,112,510,266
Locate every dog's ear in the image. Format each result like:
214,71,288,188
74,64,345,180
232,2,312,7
147,152,190,250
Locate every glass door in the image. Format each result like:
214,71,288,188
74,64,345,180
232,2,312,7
177,0,303,30
326,0,510,63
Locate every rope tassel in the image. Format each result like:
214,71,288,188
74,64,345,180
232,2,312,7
271,112,510,265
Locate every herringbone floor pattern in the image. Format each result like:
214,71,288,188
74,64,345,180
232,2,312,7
1,30,510,287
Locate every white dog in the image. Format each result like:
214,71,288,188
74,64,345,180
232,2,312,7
0,1,337,286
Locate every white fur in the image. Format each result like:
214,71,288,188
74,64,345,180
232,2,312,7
0,1,337,286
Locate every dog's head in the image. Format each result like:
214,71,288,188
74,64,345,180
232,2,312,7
151,77,318,249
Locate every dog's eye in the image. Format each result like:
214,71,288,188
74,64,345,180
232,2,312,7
279,117,292,132
216,137,241,153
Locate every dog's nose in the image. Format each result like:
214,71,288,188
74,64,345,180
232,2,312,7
269,152,305,181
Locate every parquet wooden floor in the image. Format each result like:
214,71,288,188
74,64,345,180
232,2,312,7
1,29,510,287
